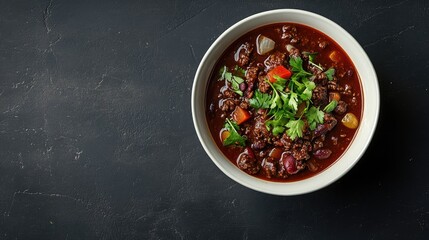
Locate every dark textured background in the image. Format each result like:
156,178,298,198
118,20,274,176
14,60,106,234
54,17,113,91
0,0,428,239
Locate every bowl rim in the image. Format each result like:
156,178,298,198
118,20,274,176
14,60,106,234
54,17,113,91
191,9,380,196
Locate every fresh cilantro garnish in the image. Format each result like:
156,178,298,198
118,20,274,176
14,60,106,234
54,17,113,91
259,57,318,139
288,92,298,111
249,90,271,109
289,57,312,77
265,110,294,136
223,118,246,146
272,75,287,91
267,81,283,110
245,55,330,140
324,100,338,113
285,119,305,140
299,79,316,101
220,66,244,96
306,106,325,130
324,68,335,81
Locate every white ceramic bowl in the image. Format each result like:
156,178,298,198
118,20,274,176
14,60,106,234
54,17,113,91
191,9,379,195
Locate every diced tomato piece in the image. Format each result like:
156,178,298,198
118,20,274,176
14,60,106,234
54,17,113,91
267,65,292,83
232,106,251,125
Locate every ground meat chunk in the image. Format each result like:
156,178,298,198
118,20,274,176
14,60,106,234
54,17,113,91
219,99,236,112
319,41,328,49
291,140,312,161
280,134,293,150
253,113,269,140
281,25,300,43
239,100,250,110
262,157,277,178
313,137,324,151
276,157,288,178
245,66,259,83
312,85,328,107
308,64,323,75
222,89,236,98
286,45,300,57
324,113,338,131
328,81,344,91
244,66,259,99
235,42,253,67
334,100,348,115
314,72,328,85
258,75,271,93
264,51,285,70
251,140,266,150
237,153,260,175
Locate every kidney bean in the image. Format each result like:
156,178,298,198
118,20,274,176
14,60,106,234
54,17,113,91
314,124,329,138
239,82,247,91
281,153,298,175
313,149,332,160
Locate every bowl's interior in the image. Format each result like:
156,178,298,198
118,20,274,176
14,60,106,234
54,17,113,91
192,9,379,195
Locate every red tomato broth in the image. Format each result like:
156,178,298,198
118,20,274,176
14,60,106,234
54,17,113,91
205,23,362,182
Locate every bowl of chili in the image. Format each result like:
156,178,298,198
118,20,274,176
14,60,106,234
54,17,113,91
192,9,379,195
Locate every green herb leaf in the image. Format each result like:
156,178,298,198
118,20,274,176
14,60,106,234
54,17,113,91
272,75,287,91
249,90,272,109
325,68,335,81
324,100,338,113
219,66,244,96
265,110,294,136
288,92,298,111
306,106,324,130
285,119,305,140
223,118,246,146
289,57,311,76
299,80,316,101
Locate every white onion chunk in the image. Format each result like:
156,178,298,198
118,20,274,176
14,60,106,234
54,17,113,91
256,34,275,55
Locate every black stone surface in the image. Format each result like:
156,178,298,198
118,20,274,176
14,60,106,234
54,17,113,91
0,0,428,239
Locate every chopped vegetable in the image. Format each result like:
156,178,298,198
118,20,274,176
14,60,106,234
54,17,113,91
232,106,251,125
256,34,275,55
329,51,341,62
220,66,244,96
268,148,283,159
329,92,341,102
220,129,230,142
286,44,295,53
223,118,246,146
341,113,359,129
267,65,292,83
324,68,335,81
324,100,338,113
